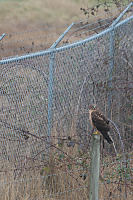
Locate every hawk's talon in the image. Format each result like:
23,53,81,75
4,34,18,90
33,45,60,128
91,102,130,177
93,131,100,135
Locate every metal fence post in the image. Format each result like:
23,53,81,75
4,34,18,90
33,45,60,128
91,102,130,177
108,29,114,119
108,2,133,118
89,133,100,200
0,33,6,41
47,23,74,146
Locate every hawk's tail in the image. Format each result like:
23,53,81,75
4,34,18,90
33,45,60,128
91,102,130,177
101,131,113,144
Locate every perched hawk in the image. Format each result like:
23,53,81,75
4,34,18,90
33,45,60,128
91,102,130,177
89,105,113,144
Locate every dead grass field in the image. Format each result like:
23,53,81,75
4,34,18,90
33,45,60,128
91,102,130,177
0,0,96,33
0,0,98,59
0,0,125,33
0,151,132,200
0,0,126,59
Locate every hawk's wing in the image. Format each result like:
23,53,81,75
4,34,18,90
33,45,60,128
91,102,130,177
91,110,110,132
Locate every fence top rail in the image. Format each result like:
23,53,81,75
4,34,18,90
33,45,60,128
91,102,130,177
110,2,133,27
0,14,133,65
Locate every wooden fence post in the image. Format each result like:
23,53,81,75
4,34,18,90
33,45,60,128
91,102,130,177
89,133,100,200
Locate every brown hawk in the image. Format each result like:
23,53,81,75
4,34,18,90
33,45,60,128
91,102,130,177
89,105,113,144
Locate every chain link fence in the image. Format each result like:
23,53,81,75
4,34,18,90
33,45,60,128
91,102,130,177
0,3,133,200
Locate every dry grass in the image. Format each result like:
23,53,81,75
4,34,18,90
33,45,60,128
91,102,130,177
0,0,95,32
0,96,132,199
0,0,122,33
0,117,132,199
0,151,132,200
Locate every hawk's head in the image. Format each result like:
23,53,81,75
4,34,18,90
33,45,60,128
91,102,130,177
89,104,97,111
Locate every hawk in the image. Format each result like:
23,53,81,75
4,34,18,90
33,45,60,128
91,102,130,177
89,105,113,144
